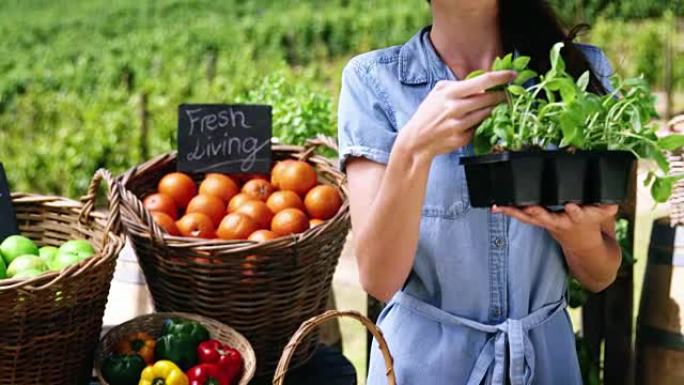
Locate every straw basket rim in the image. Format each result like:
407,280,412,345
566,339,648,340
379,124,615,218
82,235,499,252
94,311,257,385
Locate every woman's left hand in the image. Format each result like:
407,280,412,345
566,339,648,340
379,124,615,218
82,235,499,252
493,203,621,292
492,203,617,244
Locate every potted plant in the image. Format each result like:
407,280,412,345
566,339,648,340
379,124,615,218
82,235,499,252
461,42,684,207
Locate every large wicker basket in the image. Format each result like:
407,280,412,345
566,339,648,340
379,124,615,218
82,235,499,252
118,136,350,377
95,312,256,385
0,169,125,385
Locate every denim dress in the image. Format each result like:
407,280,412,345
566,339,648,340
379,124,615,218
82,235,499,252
337,27,613,385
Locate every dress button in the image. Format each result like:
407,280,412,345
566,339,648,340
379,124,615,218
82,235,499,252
493,237,504,248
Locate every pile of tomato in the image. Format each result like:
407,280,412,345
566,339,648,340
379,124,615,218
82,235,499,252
143,160,342,241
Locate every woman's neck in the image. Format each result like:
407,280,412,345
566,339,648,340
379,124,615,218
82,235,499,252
429,0,502,79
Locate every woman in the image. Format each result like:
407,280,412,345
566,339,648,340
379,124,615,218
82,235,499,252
337,1,621,384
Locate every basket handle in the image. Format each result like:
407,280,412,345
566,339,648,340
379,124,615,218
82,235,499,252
272,310,396,385
79,169,121,249
117,178,168,246
299,135,339,161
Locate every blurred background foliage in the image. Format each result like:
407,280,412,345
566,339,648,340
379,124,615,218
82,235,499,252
0,0,682,196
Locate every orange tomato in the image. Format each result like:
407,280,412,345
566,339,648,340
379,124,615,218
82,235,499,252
266,190,304,213
151,211,180,235
248,229,278,242
176,213,215,239
227,193,254,213
217,213,260,240
186,194,226,227
236,200,274,229
199,174,239,203
278,161,317,196
304,185,343,220
309,219,325,228
241,179,274,202
158,172,197,209
271,159,295,189
271,208,310,236
144,193,178,219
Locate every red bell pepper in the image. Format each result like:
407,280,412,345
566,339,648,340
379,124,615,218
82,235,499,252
187,363,228,385
196,340,243,385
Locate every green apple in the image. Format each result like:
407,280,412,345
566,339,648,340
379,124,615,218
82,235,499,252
13,268,44,279
7,255,47,277
39,246,59,264
58,240,95,259
49,252,82,271
1,235,39,265
0,257,6,279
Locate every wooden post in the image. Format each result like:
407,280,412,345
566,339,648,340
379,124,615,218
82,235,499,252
206,48,218,83
139,92,149,161
664,12,674,121
582,161,638,385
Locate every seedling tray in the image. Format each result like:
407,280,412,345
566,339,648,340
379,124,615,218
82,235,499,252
460,150,635,207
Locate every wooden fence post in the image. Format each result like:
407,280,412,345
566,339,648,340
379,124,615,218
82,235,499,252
582,161,637,385
139,92,149,161
664,12,674,121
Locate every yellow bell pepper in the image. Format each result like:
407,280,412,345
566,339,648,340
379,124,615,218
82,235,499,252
139,360,189,385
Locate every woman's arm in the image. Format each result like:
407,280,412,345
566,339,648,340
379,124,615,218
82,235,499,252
346,72,516,302
494,204,621,292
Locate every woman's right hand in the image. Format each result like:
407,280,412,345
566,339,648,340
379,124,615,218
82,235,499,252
396,70,517,159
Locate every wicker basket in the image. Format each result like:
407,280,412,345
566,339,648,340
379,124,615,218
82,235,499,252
273,310,396,385
94,312,256,385
118,136,350,377
0,169,125,385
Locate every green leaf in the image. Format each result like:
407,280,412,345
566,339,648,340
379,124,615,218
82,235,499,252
559,110,585,147
549,42,565,72
577,71,590,92
651,176,673,203
657,134,684,151
513,69,538,86
652,149,670,173
512,56,530,72
547,78,576,102
466,69,486,80
507,85,525,96
643,171,655,187
501,53,513,70
492,57,504,71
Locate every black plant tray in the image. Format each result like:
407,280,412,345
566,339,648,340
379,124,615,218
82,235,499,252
459,150,636,207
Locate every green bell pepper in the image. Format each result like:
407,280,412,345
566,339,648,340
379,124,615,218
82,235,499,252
101,354,146,385
161,318,210,345
155,333,198,371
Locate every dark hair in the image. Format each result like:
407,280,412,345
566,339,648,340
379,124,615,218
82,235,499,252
429,0,607,94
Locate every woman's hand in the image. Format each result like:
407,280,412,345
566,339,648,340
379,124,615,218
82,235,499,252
395,71,516,160
493,203,622,292
346,71,515,302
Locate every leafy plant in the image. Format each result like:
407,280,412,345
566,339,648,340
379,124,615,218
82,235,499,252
470,42,684,202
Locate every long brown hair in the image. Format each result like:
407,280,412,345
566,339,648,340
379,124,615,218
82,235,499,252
429,0,607,94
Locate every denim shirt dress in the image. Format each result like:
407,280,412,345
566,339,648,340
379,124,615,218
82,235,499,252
337,27,613,385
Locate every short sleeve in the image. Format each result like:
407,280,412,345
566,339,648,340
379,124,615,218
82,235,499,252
580,45,614,92
337,61,396,172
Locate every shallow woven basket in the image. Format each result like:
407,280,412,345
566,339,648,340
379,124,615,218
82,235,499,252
0,169,125,385
273,310,396,385
94,312,256,385
118,136,350,377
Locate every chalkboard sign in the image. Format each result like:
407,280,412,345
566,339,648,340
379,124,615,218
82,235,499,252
0,162,19,239
177,104,272,174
